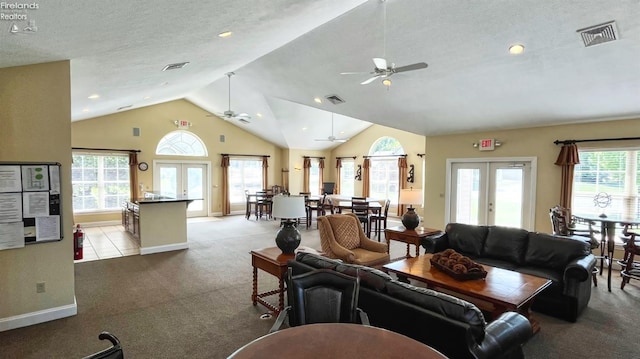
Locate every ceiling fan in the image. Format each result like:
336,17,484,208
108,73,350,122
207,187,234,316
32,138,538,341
212,72,251,124
315,113,349,143
340,0,428,86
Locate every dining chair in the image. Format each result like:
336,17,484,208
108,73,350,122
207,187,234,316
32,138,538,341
255,191,272,220
351,197,371,237
298,192,312,228
269,268,370,333
369,199,390,241
620,224,640,290
245,190,257,220
82,332,123,359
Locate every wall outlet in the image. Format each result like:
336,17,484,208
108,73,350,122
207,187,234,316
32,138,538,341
36,282,46,293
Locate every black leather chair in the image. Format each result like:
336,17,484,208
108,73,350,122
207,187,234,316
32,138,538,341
83,332,123,359
269,268,370,333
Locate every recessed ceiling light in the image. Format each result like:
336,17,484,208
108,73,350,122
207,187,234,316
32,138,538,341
509,44,525,55
256,113,263,118
218,31,232,38
82,108,90,113
143,96,151,100
302,127,308,131
88,94,100,99
314,97,322,104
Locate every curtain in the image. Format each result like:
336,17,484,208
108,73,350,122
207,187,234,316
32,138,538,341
554,143,580,214
397,157,408,216
362,158,371,197
335,159,342,194
318,158,325,195
303,157,311,193
221,155,231,215
128,152,138,201
262,156,269,190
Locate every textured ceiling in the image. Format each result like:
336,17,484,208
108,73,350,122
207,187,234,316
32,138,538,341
2,0,639,150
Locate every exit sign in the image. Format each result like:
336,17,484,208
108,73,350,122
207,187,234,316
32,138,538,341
479,138,495,151
176,120,190,129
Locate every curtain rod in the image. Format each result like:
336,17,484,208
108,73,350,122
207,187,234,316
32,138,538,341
303,156,325,159
363,154,407,158
554,137,640,145
72,147,141,152
221,153,270,157
336,156,357,160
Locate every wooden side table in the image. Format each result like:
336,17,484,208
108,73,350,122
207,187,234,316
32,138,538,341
384,226,442,259
250,247,294,314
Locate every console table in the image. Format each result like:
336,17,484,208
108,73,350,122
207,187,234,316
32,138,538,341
250,247,294,315
385,226,442,259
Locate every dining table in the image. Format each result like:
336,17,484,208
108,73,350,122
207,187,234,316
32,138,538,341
572,212,640,291
227,323,449,358
333,200,382,215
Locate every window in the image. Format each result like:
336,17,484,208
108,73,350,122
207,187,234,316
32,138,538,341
228,158,263,203
156,130,207,156
369,137,404,204
572,149,639,217
72,153,130,212
309,159,321,196
340,160,355,196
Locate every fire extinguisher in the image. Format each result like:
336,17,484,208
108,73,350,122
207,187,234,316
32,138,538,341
74,224,84,260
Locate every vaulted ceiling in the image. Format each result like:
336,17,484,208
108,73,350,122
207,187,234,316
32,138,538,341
2,0,639,150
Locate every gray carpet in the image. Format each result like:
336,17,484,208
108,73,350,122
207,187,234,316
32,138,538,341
1,215,639,358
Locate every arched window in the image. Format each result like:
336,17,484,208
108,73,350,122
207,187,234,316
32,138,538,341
369,137,404,204
156,130,207,156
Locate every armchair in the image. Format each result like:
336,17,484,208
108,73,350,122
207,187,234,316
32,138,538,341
318,213,390,267
269,268,370,333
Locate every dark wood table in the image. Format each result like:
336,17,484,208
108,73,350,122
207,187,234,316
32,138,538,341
227,323,449,358
333,200,382,215
385,226,442,259
250,247,294,315
573,213,640,291
383,254,552,333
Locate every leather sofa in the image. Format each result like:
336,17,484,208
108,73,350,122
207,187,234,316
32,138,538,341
290,252,532,359
421,223,596,322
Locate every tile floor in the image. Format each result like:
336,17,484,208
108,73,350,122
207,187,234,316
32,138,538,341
74,225,140,263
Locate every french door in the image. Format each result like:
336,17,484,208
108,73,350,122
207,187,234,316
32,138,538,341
153,161,209,217
446,158,536,229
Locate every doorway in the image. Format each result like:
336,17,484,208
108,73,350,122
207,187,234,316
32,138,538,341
153,161,209,217
446,158,536,229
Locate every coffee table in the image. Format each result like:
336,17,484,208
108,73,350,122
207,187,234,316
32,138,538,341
383,254,552,333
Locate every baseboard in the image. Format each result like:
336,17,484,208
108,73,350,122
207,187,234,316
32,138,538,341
0,298,77,332
140,242,189,255
76,220,121,228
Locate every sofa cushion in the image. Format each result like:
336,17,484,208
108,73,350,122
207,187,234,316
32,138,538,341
445,223,488,257
335,263,392,292
524,232,590,271
295,252,341,270
483,226,529,265
386,279,486,340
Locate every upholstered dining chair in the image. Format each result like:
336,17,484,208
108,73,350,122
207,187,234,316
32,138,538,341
269,268,370,333
317,213,390,267
83,332,123,359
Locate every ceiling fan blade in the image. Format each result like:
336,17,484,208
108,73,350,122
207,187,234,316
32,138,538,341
340,71,371,75
373,57,387,70
393,62,428,73
334,139,349,143
361,75,381,85
314,139,333,142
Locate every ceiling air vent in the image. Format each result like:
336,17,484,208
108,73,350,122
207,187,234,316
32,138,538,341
161,62,190,71
577,21,618,47
325,94,345,105
117,105,133,111
238,118,251,125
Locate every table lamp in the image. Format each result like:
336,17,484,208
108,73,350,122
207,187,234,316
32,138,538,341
271,195,307,254
399,188,423,230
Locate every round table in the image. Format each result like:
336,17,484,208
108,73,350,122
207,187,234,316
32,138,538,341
227,323,448,358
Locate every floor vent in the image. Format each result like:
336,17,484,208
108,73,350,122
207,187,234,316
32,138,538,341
577,21,618,47
325,94,345,105
162,62,190,71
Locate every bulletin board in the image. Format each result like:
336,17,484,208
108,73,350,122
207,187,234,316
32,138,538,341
0,162,63,251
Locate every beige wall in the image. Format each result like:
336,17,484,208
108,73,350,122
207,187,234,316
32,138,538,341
0,61,75,320
71,100,284,217
424,118,640,233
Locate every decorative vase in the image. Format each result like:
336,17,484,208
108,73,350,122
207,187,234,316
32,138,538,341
275,221,301,254
402,207,420,230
